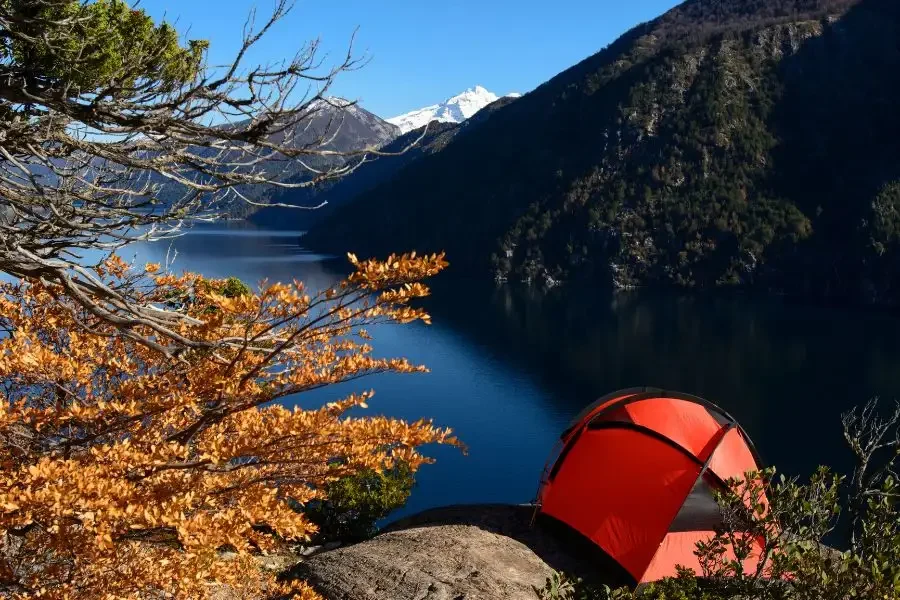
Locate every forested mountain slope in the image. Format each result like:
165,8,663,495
304,0,900,304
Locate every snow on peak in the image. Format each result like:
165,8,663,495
387,86,519,134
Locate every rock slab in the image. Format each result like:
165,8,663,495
295,523,550,600
290,504,620,600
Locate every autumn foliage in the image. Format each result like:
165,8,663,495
0,252,456,599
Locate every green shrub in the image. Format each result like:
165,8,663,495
162,276,252,314
534,571,618,600
301,462,416,544
217,276,252,298
161,276,251,310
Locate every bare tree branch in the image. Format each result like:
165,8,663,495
0,0,430,355
842,397,900,550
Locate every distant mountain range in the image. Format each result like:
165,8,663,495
297,0,900,306
386,86,521,133
249,90,519,228
151,99,398,218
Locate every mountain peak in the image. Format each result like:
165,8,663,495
460,85,491,96
387,86,519,134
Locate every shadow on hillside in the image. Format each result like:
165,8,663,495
766,0,900,299
384,503,635,589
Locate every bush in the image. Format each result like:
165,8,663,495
534,571,617,600
301,462,415,544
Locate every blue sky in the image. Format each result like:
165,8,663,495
137,0,681,118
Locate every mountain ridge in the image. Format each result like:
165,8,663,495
206,102,399,218
251,94,521,228
249,120,460,229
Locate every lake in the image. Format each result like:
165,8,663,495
127,220,900,519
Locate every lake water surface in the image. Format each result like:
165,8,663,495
128,221,900,518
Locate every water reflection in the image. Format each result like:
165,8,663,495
424,281,900,480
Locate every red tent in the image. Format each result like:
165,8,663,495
536,388,766,585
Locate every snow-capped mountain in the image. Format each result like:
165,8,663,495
387,86,519,134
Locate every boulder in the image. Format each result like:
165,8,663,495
289,504,623,600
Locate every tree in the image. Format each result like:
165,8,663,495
0,251,456,598
0,3,451,597
0,0,423,355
